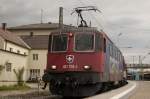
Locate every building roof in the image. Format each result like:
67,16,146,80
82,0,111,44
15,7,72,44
21,35,49,49
0,29,30,49
8,23,74,30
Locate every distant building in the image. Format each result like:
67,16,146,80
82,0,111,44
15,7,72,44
126,64,150,80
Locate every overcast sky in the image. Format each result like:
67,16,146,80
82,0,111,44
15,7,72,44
1,0,150,63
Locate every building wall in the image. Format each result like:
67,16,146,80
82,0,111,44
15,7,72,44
8,28,50,81
27,49,47,80
5,42,29,55
0,50,28,86
0,36,5,49
10,29,54,36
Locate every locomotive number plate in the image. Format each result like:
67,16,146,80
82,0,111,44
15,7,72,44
63,64,78,69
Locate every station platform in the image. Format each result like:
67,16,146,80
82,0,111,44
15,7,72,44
85,81,137,99
128,81,150,99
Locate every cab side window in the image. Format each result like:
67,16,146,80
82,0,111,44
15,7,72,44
95,33,102,52
104,38,106,53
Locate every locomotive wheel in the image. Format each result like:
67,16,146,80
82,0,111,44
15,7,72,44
101,82,110,92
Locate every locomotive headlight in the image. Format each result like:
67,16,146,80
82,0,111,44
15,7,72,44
69,32,73,37
84,65,91,70
51,65,57,70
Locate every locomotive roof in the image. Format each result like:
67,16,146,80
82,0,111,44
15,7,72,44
8,23,75,30
51,27,100,34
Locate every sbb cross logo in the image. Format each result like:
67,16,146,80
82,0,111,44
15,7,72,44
66,55,74,64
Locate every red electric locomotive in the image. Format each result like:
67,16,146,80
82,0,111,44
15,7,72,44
42,6,127,97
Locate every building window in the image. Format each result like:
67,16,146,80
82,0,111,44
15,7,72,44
6,63,12,72
9,48,13,52
17,50,20,54
24,52,26,55
30,32,33,36
29,69,40,81
33,54,38,60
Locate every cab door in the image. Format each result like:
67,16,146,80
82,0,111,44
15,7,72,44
103,37,110,81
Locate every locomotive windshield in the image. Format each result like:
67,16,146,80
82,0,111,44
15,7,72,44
52,34,67,51
75,34,94,51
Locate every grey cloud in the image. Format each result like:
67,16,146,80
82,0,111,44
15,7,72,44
1,0,150,63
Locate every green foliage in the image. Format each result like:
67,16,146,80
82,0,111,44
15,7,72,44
13,67,25,86
0,84,30,91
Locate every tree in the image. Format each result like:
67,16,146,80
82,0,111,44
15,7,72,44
13,67,25,86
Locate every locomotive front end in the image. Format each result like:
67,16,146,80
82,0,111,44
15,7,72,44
42,31,104,97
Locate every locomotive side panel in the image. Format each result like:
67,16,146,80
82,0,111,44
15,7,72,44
103,37,110,82
102,34,125,82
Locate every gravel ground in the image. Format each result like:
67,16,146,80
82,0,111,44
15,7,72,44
0,90,62,99
128,81,150,99
0,83,61,99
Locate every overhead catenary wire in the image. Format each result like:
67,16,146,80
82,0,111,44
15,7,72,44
59,0,105,29
80,0,122,33
59,1,150,33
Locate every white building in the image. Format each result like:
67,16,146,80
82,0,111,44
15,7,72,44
0,25,30,85
21,35,49,81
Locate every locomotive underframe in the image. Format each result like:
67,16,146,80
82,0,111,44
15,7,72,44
43,71,103,97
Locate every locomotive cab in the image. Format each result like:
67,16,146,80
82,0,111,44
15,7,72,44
47,30,104,71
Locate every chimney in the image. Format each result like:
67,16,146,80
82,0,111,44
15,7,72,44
59,7,63,30
2,23,7,31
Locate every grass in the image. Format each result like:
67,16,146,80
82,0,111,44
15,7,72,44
0,84,31,91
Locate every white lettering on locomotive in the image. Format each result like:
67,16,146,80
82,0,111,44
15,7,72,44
63,64,78,69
